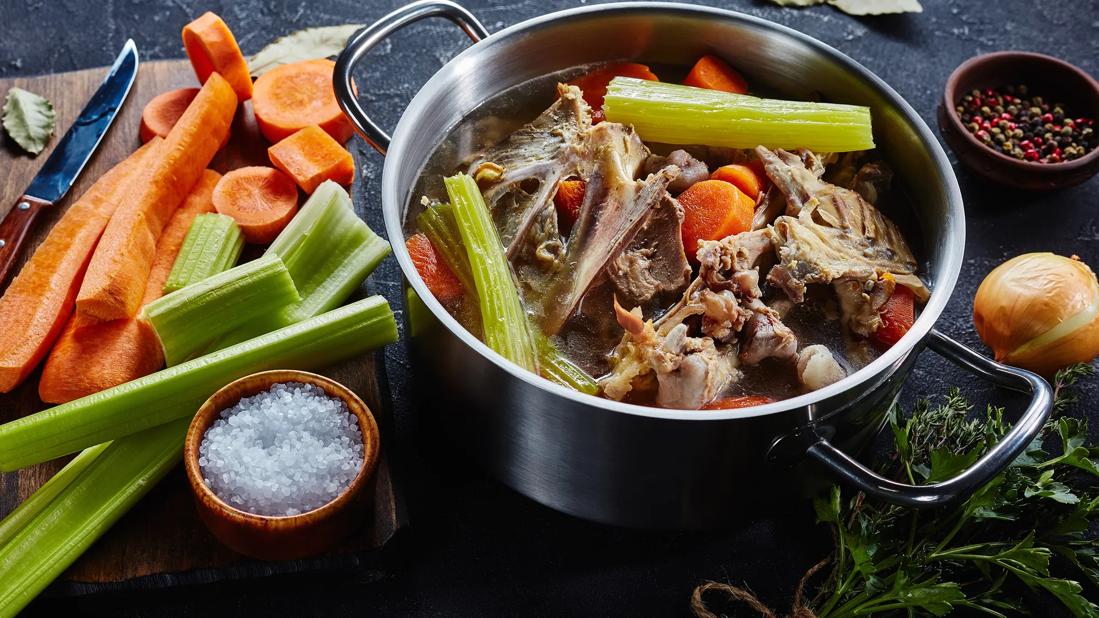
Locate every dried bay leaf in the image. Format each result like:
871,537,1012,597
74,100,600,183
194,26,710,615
2,87,55,155
249,24,364,78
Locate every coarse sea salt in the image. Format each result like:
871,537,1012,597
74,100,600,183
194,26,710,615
198,382,364,517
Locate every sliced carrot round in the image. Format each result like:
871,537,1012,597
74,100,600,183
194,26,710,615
677,179,755,256
252,59,353,144
710,163,765,201
212,166,299,244
182,12,253,101
552,179,586,229
139,88,200,143
684,55,749,94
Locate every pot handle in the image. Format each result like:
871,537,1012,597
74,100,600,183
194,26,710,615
334,0,489,155
803,328,1052,508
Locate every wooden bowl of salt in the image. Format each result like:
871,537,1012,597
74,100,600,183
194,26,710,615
183,370,380,560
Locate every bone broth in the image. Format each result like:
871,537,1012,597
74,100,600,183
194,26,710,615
404,60,926,410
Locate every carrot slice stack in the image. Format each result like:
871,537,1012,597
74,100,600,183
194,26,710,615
252,59,353,143
0,140,159,393
39,170,221,403
268,125,355,193
139,88,200,143
76,72,237,322
182,12,253,101
212,166,299,244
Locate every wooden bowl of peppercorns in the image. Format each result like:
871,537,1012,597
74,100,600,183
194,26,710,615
939,51,1099,191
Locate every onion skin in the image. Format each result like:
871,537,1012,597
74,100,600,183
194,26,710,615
973,252,1099,376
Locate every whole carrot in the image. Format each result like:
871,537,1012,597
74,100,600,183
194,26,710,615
76,73,237,321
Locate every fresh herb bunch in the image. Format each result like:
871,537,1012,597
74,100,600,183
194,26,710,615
694,363,1099,618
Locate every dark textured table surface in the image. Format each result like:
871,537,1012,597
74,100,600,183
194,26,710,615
5,1,1099,616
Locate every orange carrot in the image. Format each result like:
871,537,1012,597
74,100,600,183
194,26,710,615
267,125,355,194
252,59,353,143
678,180,755,257
710,163,765,201
139,88,200,143
871,284,916,351
182,12,253,101
553,179,586,229
76,73,237,321
701,395,775,410
568,63,658,122
406,233,463,303
212,166,299,244
38,170,221,403
683,55,748,94
0,140,159,393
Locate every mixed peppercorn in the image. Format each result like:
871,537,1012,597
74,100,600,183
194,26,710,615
955,85,1096,164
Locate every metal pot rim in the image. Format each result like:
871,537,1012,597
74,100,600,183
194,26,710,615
380,1,965,422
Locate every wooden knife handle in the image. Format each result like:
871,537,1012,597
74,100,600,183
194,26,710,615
0,195,51,290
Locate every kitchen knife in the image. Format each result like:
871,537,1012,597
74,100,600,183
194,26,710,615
0,39,139,288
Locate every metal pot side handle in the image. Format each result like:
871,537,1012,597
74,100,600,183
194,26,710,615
805,328,1053,509
333,0,489,155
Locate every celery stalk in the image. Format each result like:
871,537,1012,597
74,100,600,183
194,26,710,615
417,201,596,393
217,181,391,346
603,77,875,152
163,213,244,292
0,420,186,618
0,296,397,471
418,203,476,294
536,334,599,396
445,173,537,371
144,254,300,365
0,443,109,549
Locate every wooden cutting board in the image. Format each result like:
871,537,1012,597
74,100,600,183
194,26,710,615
0,60,404,589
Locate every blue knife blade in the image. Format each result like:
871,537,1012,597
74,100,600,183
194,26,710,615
24,39,139,203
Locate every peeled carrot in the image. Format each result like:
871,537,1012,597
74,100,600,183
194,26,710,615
39,170,218,403
252,59,353,143
0,140,159,393
406,233,463,303
553,179,586,229
678,179,755,256
701,395,775,410
683,55,749,94
139,88,199,143
212,166,299,244
182,12,253,101
77,73,237,322
568,62,658,122
268,125,355,194
38,170,220,404
710,163,765,201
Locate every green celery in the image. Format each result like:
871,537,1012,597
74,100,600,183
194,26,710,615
603,77,875,152
163,213,244,292
418,201,596,393
445,173,537,371
144,254,300,365
218,181,391,346
0,443,109,548
417,203,476,294
536,334,599,395
0,420,187,618
0,296,397,471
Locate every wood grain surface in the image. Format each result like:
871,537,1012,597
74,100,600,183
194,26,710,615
0,60,403,588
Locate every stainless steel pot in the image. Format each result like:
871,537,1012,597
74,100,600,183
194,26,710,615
335,0,1053,528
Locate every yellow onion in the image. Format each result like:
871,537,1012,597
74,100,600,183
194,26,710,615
973,253,1099,376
